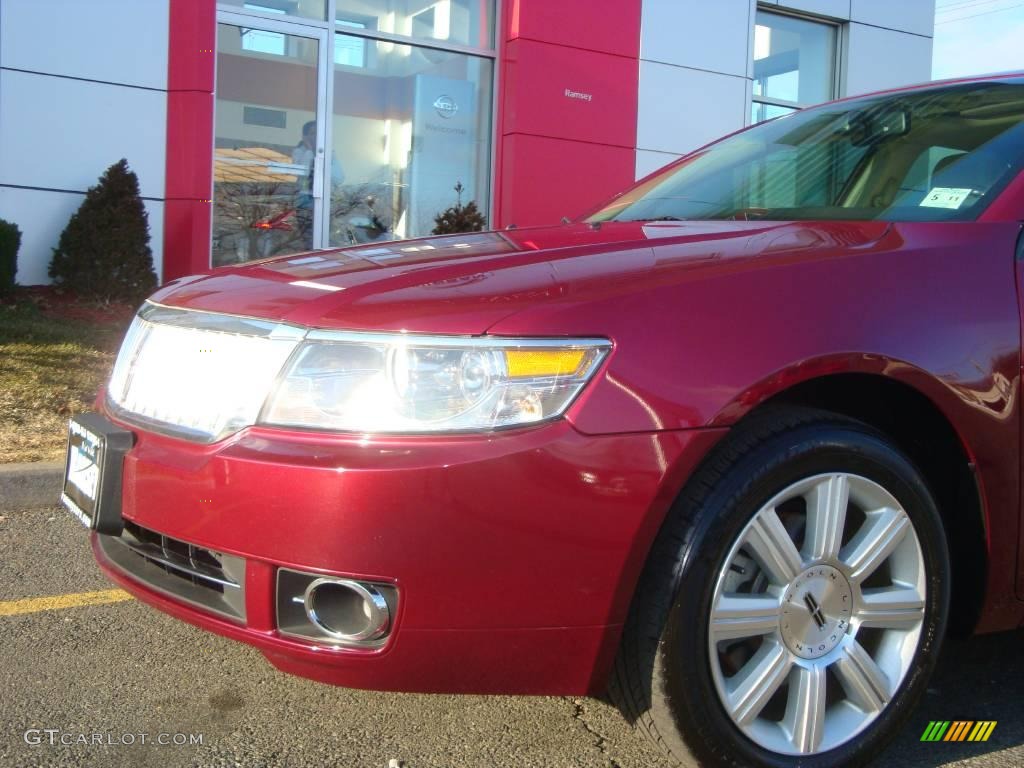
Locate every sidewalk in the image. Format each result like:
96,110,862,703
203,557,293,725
0,461,63,508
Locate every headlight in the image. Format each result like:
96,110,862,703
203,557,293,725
107,305,305,441
260,333,610,433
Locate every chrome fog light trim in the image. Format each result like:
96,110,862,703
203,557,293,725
275,567,398,648
302,577,391,642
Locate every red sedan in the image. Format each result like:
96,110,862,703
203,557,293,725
63,74,1024,767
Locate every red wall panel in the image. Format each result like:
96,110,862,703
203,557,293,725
167,1,216,92
499,134,634,227
164,91,214,202
164,0,216,281
496,0,641,230
507,0,642,59
163,200,216,278
502,38,638,148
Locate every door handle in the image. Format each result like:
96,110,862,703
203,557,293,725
312,153,324,200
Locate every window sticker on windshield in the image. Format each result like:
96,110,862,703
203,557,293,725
920,187,973,209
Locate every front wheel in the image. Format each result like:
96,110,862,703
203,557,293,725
612,408,950,768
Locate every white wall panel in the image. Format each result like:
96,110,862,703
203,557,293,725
843,24,933,96
851,0,935,37
0,187,164,286
0,0,169,90
766,1,851,20
0,70,166,199
638,62,748,155
0,188,83,286
640,0,754,78
636,149,682,180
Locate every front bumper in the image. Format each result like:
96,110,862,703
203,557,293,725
92,409,723,694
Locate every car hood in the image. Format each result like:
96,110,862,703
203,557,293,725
150,220,892,334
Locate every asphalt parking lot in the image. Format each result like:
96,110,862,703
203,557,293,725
1,505,1022,768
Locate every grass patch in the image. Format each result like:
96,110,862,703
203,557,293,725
0,298,129,463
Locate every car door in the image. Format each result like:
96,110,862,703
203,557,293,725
984,161,1024,604
1001,174,1024,604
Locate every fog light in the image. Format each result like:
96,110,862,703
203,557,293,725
303,578,390,642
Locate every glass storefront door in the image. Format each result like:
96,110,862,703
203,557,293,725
212,2,496,267
328,35,493,246
212,16,328,266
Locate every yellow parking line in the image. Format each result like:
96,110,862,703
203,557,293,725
0,589,132,617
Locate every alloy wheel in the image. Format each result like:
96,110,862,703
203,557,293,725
707,473,926,756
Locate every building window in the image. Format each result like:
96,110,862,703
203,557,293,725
240,3,287,55
223,0,327,22
335,0,494,49
213,1,496,267
334,20,368,67
328,35,493,247
751,10,837,124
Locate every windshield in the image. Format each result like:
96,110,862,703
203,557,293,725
590,80,1024,223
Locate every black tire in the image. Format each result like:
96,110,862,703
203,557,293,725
611,406,950,768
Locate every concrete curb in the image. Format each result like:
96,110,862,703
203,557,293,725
0,462,64,509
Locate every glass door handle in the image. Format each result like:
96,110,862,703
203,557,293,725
312,153,325,200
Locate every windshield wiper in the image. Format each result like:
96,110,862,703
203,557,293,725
622,215,687,222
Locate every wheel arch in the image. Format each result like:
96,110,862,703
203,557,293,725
601,362,1001,694
606,382,964,765
719,371,988,635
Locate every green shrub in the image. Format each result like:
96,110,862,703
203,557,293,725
0,219,21,296
432,182,487,235
49,159,157,302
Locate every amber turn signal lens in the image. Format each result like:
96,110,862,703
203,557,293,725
504,349,586,378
